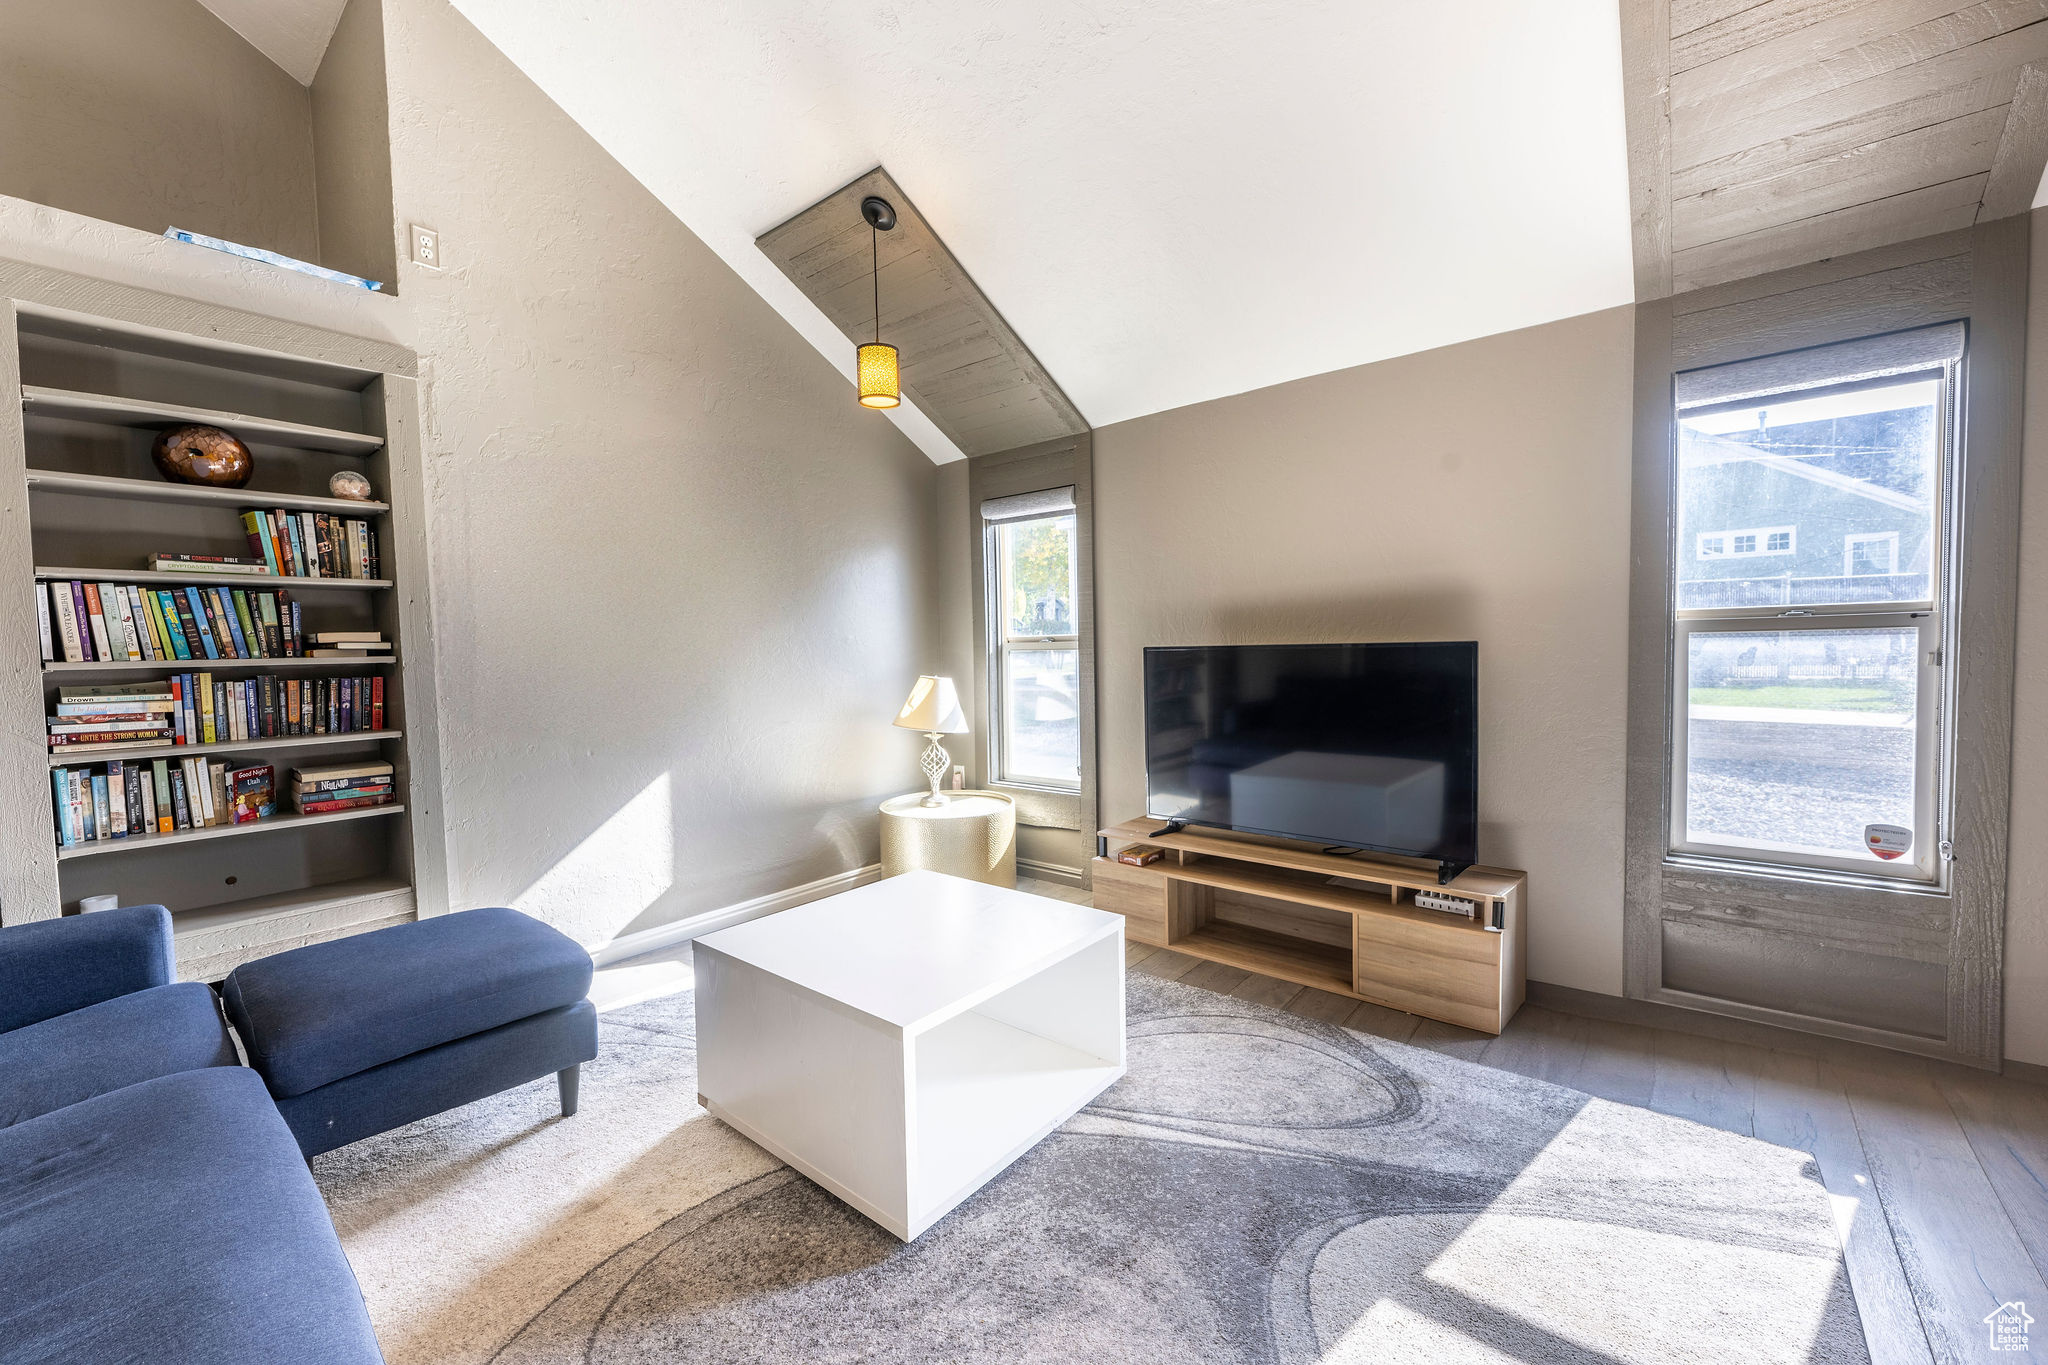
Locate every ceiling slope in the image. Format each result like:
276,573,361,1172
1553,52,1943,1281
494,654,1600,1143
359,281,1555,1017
448,1,1635,461
759,169,1087,458
196,0,350,85
1624,0,2048,297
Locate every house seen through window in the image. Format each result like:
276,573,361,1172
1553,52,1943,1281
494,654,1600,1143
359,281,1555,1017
1671,362,1951,881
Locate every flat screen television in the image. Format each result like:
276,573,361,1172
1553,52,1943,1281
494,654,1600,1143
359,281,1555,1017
1143,642,1478,874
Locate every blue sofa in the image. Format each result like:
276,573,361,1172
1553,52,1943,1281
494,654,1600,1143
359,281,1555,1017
0,907,383,1365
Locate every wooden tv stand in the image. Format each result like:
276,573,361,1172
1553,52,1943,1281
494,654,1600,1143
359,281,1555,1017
1092,820,1526,1034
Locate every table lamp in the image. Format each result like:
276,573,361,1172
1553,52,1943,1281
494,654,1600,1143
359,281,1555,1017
894,676,969,807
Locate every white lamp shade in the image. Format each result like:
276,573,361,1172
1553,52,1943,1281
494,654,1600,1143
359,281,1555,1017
894,676,968,734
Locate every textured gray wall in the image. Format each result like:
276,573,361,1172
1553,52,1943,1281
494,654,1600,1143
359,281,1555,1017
1090,307,1638,996
311,0,398,289
0,0,320,261
2004,208,2048,1065
381,0,938,947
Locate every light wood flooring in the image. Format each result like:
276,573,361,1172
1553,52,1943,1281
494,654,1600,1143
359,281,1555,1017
610,880,2048,1362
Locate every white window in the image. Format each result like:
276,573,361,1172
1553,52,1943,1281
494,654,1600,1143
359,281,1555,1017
1696,525,1795,560
1671,330,1958,884
1845,532,1898,577
983,491,1080,790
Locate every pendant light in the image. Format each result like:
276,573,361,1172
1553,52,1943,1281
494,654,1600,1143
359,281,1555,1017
857,195,900,409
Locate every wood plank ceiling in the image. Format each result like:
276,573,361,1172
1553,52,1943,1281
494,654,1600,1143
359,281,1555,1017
1624,0,2048,297
757,168,1088,459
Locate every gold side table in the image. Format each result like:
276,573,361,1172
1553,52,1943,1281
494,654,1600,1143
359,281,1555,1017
879,790,1017,887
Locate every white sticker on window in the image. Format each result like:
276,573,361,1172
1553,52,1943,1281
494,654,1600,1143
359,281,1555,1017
1865,823,1912,860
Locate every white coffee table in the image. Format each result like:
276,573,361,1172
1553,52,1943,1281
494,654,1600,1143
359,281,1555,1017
693,869,1125,1240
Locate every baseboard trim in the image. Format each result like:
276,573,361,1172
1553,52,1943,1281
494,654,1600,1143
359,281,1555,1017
589,864,884,967
1018,858,1085,888
1530,980,2043,1083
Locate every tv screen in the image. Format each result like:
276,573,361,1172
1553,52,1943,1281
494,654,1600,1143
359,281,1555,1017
1143,642,1478,868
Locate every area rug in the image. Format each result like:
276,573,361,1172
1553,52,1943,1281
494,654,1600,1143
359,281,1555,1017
316,974,1868,1364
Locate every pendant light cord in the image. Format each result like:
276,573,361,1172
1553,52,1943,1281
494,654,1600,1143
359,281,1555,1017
871,223,881,344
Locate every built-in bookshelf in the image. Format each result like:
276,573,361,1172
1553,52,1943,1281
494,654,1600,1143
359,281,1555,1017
0,276,447,981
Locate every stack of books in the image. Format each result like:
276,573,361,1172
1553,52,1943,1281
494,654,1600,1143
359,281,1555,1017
240,509,380,579
306,631,391,659
292,761,394,814
51,757,276,847
40,579,304,662
162,671,385,745
47,683,177,752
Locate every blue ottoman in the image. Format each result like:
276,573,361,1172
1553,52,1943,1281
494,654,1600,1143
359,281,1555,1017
222,907,597,1157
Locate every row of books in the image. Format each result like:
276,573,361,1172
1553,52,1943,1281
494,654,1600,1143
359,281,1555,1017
38,578,392,663
53,757,273,845
49,758,396,846
237,509,380,580
47,678,387,752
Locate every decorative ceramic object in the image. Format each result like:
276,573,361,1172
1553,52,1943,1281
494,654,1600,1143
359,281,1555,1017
151,424,253,488
328,469,374,502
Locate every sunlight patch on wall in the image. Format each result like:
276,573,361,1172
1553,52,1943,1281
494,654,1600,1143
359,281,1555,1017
513,771,674,948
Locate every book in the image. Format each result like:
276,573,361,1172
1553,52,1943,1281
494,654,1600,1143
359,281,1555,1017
93,583,129,661
228,764,274,824
241,511,281,574
295,794,394,814
152,761,173,833
124,586,158,660
82,584,113,660
371,675,384,730
308,631,384,643
201,587,243,658
51,584,84,663
107,763,127,838
49,716,174,732
36,584,52,662
230,590,263,658
149,555,271,576
53,699,174,717
57,683,173,703
293,760,394,787
1116,844,1165,867
69,583,94,660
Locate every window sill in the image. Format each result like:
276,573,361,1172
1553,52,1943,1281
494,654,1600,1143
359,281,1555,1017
1661,851,1947,899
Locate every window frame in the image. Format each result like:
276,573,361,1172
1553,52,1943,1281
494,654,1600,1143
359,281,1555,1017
983,510,1082,793
1667,362,1958,887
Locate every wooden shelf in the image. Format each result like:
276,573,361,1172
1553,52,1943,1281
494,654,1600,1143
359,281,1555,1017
1176,921,1354,995
171,875,411,937
56,804,404,861
25,468,389,515
1093,823,1528,1035
46,656,395,675
47,730,399,767
36,565,389,590
21,385,383,454
1098,818,1523,899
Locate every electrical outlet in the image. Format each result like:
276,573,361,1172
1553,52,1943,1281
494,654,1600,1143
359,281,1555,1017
410,225,441,269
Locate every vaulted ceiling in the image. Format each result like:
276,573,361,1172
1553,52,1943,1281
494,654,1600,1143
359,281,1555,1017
203,1,2048,463
448,0,1638,463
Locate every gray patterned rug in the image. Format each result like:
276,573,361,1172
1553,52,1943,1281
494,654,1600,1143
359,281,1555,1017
318,975,1868,1364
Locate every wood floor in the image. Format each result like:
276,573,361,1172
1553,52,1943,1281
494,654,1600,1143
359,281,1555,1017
608,879,2048,1362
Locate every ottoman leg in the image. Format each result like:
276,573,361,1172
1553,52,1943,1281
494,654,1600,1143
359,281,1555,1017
557,1064,580,1118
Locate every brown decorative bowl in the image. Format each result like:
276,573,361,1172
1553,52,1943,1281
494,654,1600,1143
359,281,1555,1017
151,424,253,488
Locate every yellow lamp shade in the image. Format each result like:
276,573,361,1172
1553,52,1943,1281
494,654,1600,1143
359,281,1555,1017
857,342,900,408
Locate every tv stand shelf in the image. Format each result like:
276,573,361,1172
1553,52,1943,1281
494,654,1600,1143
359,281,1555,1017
1092,819,1526,1034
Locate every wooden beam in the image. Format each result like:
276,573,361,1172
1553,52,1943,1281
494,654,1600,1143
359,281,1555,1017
1672,173,1986,291
1671,105,2005,250
1979,60,2048,215
1678,22,2048,168
756,167,1087,458
1623,0,1676,298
